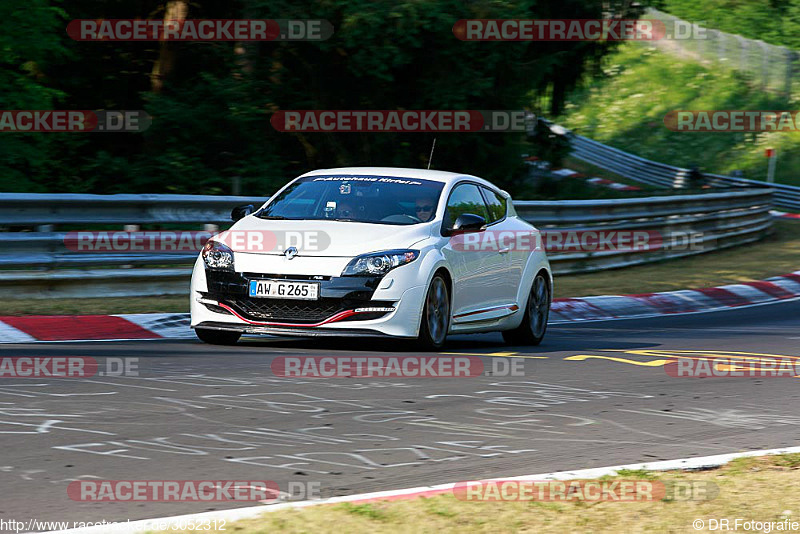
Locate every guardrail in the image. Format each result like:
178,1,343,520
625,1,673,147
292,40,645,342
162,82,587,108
569,133,800,211
0,188,774,298
0,193,261,226
519,188,773,274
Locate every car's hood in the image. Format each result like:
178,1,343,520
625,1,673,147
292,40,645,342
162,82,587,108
220,217,433,257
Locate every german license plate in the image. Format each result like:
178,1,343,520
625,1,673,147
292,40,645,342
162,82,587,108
248,280,319,300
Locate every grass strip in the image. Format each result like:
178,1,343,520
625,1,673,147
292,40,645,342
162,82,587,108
177,454,800,534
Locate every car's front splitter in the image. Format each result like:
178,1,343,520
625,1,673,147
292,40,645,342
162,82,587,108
193,320,404,338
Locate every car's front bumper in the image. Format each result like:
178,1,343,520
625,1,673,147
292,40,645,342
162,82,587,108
191,267,426,339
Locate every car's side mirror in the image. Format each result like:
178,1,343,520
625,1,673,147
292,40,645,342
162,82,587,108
443,213,486,236
231,204,255,222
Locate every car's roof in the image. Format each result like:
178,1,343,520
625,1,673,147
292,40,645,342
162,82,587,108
299,167,481,185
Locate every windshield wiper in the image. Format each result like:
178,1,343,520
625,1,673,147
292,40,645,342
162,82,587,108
257,214,289,220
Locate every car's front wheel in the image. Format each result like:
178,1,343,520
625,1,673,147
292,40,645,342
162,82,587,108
195,327,241,345
502,272,550,346
416,274,450,350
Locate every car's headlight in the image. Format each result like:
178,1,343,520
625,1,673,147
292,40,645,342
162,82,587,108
202,240,234,270
342,250,419,276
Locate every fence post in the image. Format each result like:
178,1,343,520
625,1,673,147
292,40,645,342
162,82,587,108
738,35,747,73
758,41,769,89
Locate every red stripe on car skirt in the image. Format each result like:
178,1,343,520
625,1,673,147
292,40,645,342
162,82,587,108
453,304,519,319
216,303,360,327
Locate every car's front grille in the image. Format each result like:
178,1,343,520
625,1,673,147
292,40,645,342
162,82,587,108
204,294,394,324
202,269,391,324
227,297,344,323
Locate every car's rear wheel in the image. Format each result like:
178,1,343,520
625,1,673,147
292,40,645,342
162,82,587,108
502,272,550,346
416,274,450,350
195,327,241,345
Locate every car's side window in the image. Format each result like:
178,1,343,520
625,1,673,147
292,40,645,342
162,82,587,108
443,183,490,229
481,187,507,224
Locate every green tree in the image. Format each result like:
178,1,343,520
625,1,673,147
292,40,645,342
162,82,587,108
0,0,75,192
1,0,634,196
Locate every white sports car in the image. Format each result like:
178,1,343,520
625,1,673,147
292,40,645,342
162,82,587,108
190,167,552,349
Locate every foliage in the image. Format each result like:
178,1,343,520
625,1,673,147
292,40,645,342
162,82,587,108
0,0,636,196
653,0,800,49
0,0,73,192
556,43,800,186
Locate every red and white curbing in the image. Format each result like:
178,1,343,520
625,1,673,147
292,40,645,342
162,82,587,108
550,270,800,323
552,169,800,208
556,167,800,216
1,271,799,343
586,176,642,191
0,313,194,343
772,210,800,220
553,167,642,191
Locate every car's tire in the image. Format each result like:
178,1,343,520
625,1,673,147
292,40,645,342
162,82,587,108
416,274,450,350
502,272,550,346
195,328,241,345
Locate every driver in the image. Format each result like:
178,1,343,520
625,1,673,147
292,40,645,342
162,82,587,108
414,196,436,222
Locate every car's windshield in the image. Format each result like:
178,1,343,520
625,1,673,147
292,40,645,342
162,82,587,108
257,175,445,225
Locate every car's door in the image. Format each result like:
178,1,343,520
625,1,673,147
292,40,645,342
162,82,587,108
480,185,523,305
440,182,511,321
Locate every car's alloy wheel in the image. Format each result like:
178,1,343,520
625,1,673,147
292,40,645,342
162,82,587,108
502,272,550,346
418,274,450,350
529,274,549,339
195,327,241,345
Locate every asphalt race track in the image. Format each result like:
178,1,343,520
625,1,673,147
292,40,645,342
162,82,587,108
2,300,800,530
